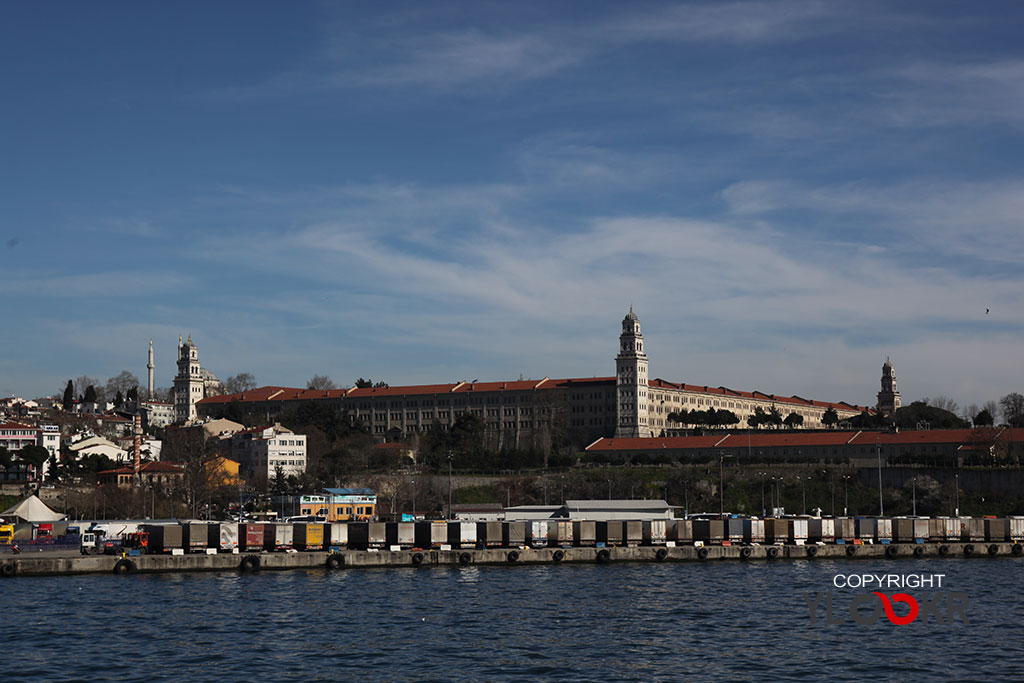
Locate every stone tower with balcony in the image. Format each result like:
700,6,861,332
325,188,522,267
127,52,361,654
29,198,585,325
876,357,902,418
615,307,652,438
174,335,204,424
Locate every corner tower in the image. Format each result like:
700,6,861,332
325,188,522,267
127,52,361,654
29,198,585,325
876,357,902,418
173,335,204,424
615,307,651,438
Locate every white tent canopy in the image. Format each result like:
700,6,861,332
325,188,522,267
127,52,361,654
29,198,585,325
0,495,66,523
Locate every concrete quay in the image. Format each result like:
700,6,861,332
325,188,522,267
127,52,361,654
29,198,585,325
2,542,1021,578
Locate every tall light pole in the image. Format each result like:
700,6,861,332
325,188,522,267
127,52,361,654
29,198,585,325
797,476,806,516
954,474,960,516
912,477,917,516
843,475,850,516
876,440,884,517
719,453,732,517
759,472,766,517
446,451,453,519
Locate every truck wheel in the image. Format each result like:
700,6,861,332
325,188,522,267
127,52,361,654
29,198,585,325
988,544,999,556
458,552,471,566
1,562,16,578
240,555,260,572
885,545,898,558
655,548,669,562
552,549,565,563
411,552,424,566
325,554,343,569
112,559,135,575
845,545,857,557
507,550,520,564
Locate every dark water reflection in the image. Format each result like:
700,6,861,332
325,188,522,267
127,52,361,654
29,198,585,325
5,558,1023,681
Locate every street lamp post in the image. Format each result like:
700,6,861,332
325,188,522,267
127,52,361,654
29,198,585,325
954,474,960,516
843,475,850,516
760,472,766,518
446,451,453,519
797,476,806,516
912,477,917,516
876,441,884,517
718,453,732,516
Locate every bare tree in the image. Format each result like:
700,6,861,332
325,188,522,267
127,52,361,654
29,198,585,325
225,372,258,394
75,375,101,401
1000,393,1024,427
307,374,337,390
926,396,960,415
105,371,140,399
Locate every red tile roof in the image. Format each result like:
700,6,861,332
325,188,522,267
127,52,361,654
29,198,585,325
0,421,35,431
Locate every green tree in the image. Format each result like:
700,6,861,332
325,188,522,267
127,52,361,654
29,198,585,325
0,445,12,470
18,445,50,478
747,406,767,428
974,408,995,427
766,406,783,428
784,412,804,429
822,407,839,428
84,385,98,404
62,380,74,411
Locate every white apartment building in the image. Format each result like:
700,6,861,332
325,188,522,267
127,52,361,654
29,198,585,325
231,424,306,488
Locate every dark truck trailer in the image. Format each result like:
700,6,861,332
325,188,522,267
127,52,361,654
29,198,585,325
477,521,504,547
502,522,527,548
692,519,725,544
349,522,387,550
181,522,209,552
144,524,183,553
385,522,416,549
573,520,597,546
238,523,265,551
597,521,624,547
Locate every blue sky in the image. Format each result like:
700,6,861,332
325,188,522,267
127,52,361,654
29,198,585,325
2,1,1023,413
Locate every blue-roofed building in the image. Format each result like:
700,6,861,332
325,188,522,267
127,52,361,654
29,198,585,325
298,488,377,521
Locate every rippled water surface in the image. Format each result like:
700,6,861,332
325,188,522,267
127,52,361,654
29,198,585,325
5,558,1024,681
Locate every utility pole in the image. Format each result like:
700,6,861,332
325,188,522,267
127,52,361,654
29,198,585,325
843,475,850,516
718,453,732,516
446,451,453,519
912,477,917,516
876,441,884,517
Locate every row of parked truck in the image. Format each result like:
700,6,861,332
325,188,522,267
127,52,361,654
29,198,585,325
107,515,1024,554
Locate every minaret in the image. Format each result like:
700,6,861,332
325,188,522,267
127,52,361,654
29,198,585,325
876,357,902,418
147,340,155,401
615,307,651,438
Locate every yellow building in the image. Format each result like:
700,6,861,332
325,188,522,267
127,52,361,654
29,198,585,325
205,455,241,488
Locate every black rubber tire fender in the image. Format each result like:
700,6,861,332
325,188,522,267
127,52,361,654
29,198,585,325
964,544,975,557
507,550,520,564
913,546,924,557
939,545,950,556
1013,544,1023,556
411,552,425,566
552,549,565,563
240,555,260,572
739,547,752,560
766,546,779,559
458,552,471,566
1,562,16,578
806,545,818,558
696,547,709,560
885,545,898,558
845,545,857,557
596,548,611,563
325,554,343,569
655,547,669,562
987,544,999,556
112,559,136,575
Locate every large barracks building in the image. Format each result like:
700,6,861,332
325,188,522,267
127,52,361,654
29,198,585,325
197,310,872,448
